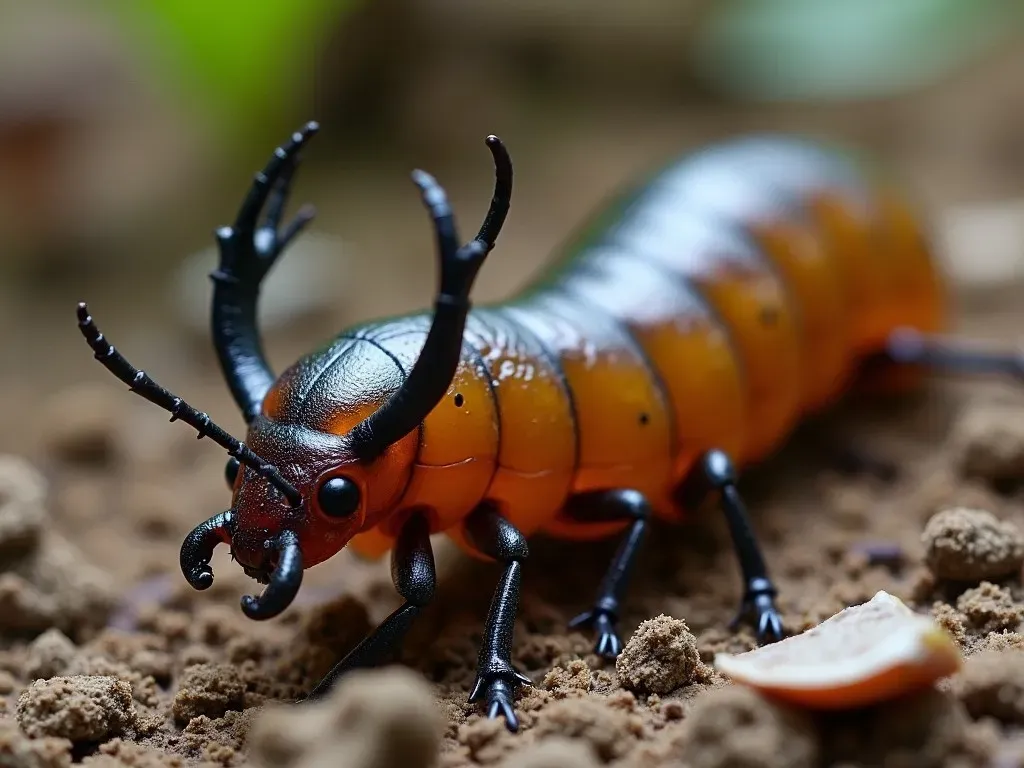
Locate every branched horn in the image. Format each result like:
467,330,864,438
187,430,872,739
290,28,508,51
211,121,319,422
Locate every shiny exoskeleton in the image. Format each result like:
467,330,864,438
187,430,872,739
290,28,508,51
78,122,1021,732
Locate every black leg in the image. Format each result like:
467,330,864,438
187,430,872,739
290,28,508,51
885,326,1024,381
688,449,784,644
824,324,1024,483
564,489,650,659
304,511,435,700
463,503,532,733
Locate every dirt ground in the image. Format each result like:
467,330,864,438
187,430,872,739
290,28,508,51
0,272,1023,768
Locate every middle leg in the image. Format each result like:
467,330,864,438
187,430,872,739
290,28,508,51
463,502,533,732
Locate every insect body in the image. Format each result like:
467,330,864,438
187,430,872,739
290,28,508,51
79,122,1008,732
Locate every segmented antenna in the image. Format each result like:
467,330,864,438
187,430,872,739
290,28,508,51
76,302,303,507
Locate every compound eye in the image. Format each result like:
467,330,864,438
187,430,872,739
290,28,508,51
225,457,241,488
317,476,361,519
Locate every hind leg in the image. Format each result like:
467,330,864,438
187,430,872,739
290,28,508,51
817,326,1024,482
681,449,784,643
885,327,1024,380
564,489,651,658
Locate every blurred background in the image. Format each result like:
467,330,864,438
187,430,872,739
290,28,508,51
1,0,1024,583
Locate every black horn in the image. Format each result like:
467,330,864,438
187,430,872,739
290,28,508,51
180,511,235,590
240,530,304,620
211,121,319,422
351,135,513,460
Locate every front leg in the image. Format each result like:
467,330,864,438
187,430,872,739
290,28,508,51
463,503,532,732
689,449,784,643
305,511,435,699
565,489,650,659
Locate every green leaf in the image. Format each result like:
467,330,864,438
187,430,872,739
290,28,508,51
694,0,1024,102
104,0,362,142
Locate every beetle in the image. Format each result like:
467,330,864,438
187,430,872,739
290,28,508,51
76,121,1022,731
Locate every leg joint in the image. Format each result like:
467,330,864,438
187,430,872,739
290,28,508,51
399,574,435,608
702,449,736,489
465,503,529,562
564,488,651,524
392,512,437,607
615,489,651,520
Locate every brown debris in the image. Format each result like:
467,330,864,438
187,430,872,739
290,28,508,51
130,649,173,685
179,709,254,765
951,648,1024,724
456,716,516,765
0,717,72,768
932,602,968,647
956,581,1024,633
0,454,115,639
25,629,77,680
81,739,185,768
0,455,48,557
542,659,592,698
976,631,1024,653
819,688,989,768
248,666,444,768
950,402,1024,487
496,738,598,768
531,695,646,763
921,507,1024,582
615,615,711,695
66,654,160,709
171,664,246,725
677,685,819,768
16,675,135,743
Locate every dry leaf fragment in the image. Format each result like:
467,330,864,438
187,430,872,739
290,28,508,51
714,591,962,709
